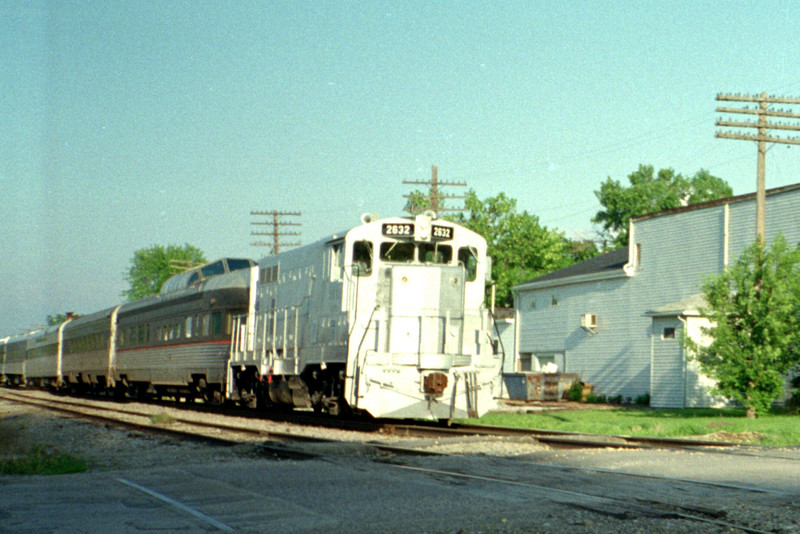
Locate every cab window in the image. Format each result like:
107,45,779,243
380,241,415,262
420,243,452,264
352,240,373,276
458,246,478,281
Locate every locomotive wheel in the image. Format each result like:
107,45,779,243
113,383,127,400
204,388,223,406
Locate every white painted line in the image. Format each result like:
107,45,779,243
116,478,234,532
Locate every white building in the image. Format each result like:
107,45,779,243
512,184,800,407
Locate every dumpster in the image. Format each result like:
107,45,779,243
503,372,579,401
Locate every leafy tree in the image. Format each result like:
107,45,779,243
46,313,77,326
404,189,432,215
567,237,599,264
452,191,574,306
123,244,206,301
593,165,732,248
687,235,800,418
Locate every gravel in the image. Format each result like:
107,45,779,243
3,394,800,534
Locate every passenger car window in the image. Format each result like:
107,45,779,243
201,260,225,277
226,259,253,271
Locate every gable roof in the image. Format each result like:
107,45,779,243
515,247,629,291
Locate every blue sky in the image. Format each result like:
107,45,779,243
2,0,800,334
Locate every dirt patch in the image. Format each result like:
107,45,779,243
496,399,621,412
695,430,764,443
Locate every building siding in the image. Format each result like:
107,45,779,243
650,317,685,408
515,186,800,402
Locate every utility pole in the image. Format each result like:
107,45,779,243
250,210,302,254
715,92,800,240
403,165,467,216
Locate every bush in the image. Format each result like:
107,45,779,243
786,393,800,414
635,392,651,406
586,392,607,404
567,380,584,402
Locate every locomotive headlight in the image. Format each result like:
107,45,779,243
401,276,408,284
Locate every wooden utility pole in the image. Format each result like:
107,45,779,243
715,92,800,240
403,165,467,215
250,210,301,254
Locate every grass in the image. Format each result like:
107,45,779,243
462,407,800,446
149,411,176,425
0,445,88,475
1,416,89,475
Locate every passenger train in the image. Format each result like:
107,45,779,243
1,212,502,420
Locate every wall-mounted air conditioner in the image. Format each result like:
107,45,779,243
580,313,597,331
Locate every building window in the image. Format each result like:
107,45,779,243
518,352,533,371
535,353,556,370
662,327,676,339
550,295,558,306
635,243,642,269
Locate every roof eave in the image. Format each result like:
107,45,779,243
514,268,630,293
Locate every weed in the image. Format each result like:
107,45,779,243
1,446,88,475
149,412,176,425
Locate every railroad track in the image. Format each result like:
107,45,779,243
4,388,793,459
379,420,755,452
0,389,436,458
1,389,651,452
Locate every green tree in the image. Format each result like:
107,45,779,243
123,244,206,301
403,189,432,215
567,237,599,264
593,165,732,248
687,235,800,418
46,313,77,326
452,191,573,307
